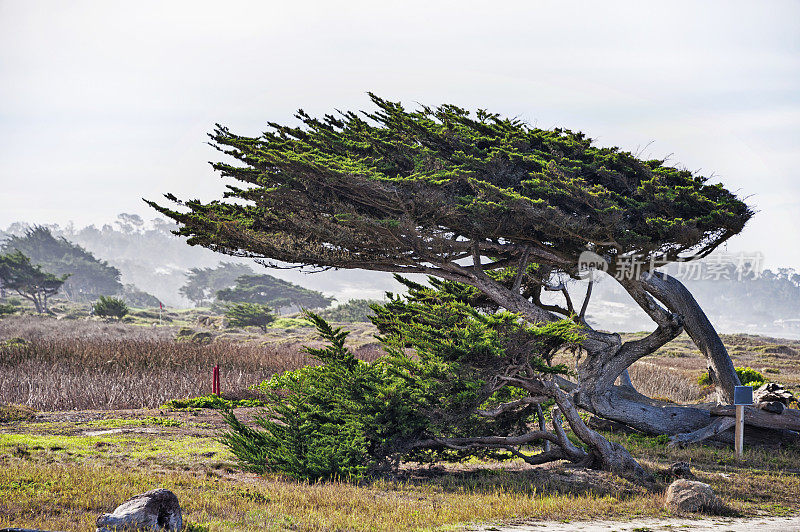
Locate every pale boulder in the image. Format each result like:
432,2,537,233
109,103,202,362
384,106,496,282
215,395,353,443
665,479,720,513
96,488,182,531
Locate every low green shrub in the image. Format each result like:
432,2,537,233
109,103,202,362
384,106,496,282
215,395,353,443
191,331,214,344
220,278,579,482
0,302,19,317
93,296,129,321
698,366,766,387
2,337,29,348
162,395,265,410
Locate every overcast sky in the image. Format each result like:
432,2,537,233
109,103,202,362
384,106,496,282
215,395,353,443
1,0,798,268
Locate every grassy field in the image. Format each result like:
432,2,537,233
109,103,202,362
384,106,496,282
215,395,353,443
1,314,799,530
0,315,380,410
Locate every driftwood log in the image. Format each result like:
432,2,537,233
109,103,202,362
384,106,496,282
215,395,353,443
710,405,800,432
670,405,800,446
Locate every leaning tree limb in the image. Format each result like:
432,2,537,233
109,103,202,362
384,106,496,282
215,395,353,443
668,417,736,447
406,370,652,483
637,271,741,403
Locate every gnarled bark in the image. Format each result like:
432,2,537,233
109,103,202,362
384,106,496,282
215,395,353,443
560,271,743,436
409,376,651,483
637,272,740,403
458,266,738,436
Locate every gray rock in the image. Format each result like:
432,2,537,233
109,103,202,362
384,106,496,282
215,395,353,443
665,479,720,513
668,461,696,480
96,488,182,531
754,383,795,406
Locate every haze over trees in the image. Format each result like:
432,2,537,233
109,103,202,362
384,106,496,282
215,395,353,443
2,217,794,333
319,299,383,323
216,274,334,312
0,226,121,302
180,262,255,307
0,216,393,307
150,95,762,443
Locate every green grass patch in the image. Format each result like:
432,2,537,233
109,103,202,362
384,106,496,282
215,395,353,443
0,432,230,464
269,317,313,329
162,395,265,410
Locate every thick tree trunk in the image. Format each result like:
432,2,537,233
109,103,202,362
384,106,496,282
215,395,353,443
543,380,652,482
579,384,712,434
561,270,743,436
453,264,743,436
17,289,43,313
637,272,740,403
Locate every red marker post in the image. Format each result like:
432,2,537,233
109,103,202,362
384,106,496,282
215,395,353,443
212,365,220,396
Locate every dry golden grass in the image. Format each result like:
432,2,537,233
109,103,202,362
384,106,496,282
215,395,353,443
0,452,665,531
627,362,711,403
2,416,799,531
618,332,800,404
0,316,381,410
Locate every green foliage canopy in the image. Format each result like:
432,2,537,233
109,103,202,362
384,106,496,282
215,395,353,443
150,95,753,281
224,302,275,332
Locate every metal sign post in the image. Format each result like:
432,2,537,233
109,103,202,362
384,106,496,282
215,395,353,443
733,385,753,458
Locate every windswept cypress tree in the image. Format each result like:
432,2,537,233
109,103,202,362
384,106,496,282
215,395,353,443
150,95,756,437
0,250,67,313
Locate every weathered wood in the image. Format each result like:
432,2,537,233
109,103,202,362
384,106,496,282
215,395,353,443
710,405,800,432
639,272,740,404
669,416,735,447
735,405,744,457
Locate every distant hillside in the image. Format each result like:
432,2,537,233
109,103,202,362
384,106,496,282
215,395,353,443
0,216,406,308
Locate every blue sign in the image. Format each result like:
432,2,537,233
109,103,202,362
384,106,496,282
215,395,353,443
733,385,754,406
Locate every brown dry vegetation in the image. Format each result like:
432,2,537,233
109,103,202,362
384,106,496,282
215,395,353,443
1,315,799,530
0,316,381,410
625,332,800,404
2,316,800,411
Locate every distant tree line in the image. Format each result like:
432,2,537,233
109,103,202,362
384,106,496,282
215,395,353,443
0,226,335,317
181,263,334,313
0,226,160,314
1,226,121,302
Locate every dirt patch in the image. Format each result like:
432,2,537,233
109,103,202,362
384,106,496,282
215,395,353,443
474,516,800,531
